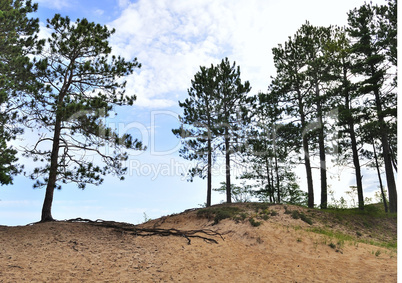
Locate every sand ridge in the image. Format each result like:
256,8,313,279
0,204,396,282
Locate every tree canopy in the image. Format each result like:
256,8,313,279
0,0,41,185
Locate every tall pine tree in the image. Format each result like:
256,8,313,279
347,1,397,212
173,65,219,207
271,32,315,208
214,58,252,203
24,15,144,222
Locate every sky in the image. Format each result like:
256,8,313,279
0,0,392,226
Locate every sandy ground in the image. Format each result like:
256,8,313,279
0,205,396,282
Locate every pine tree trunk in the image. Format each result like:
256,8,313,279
303,135,314,208
389,146,397,172
299,91,314,208
206,132,212,207
270,164,275,203
265,157,273,203
380,132,396,212
343,68,364,210
225,129,231,203
373,85,397,213
350,124,364,210
41,113,62,222
315,83,327,209
274,146,280,204
373,142,388,213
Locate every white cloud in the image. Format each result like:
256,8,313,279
94,9,104,17
37,0,73,10
109,0,235,108
108,0,387,109
117,0,131,9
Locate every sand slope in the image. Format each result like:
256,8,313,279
0,204,396,282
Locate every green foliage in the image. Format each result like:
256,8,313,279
213,181,252,203
0,0,41,184
196,206,242,225
261,214,270,221
287,209,313,225
299,213,313,225
24,14,143,191
248,202,271,212
328,242,336,249
323,203,396,219
291,210,300,220
248,217,262,227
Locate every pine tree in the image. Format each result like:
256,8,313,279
294,23,332,209
330,28,365,209
173,65,219,207
174,58,251,205
271,33,315,208
0,0,41,184
347,1,397,213
23,15,144,222
242,90,301,204
214,58,252,203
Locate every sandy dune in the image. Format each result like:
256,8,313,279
0,204,396,282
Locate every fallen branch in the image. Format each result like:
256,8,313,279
64,218,224,244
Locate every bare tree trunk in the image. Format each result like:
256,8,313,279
274,146,280,204
342,67,364,210
373,142,388,213
380,132,397,213
41,113,62,222
206,134,212,207
350,124,364,210
206,112,213,207
225,127,231,203
317,108,327,209
265,157,273,203
389,145,397,172
373,86,397,213
303,135,314,208
298,88,314,208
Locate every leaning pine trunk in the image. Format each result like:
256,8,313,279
41,112,62,222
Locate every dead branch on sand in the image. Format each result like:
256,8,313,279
64,218,224,244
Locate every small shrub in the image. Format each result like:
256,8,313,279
329,242,336,249
299,212,313,225
213,210,232,225
249,217,262,227
291,210,300,219
270,210,278,216
197,206,242,225
196,209,215,220
356,231,362,237
261,214,270,221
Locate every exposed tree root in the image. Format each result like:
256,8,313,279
64,218,224,244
